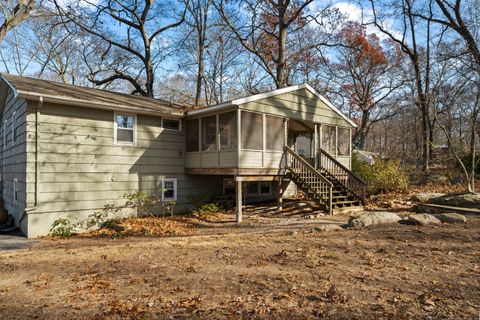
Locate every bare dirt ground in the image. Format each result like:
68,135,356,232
0,198,479,320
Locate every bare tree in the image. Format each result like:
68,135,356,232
213,0,341,89
0,0,35,43
368,0,436,171
54,0,189,97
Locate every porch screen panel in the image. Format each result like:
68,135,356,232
186,119,199,152
202,116,217,151
337,127,350,156
322,125,336,155
219,112,237,150
241,111,263,150
266,116,284,151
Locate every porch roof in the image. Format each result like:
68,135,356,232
186,83,357,128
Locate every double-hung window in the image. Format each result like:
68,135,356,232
114,113,136,145
162,178,177,201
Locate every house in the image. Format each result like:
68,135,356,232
0,74,365,238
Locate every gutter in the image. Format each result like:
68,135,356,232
16,92,184,118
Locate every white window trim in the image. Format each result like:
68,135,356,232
161,118,182,131
11,111,16,144
114,112,137,146
161,178,177,201
13,178,18,204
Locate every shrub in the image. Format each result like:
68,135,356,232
50,217,75,238
356,159,409,195
187,193,213,210
198,202,222,213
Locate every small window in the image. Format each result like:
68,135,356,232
115,113,136,145
162,178,177,201
12,111,16,144
223,178,235,195
13,178,18,204
162,118,181,131
259,182,271,195
244,182,258,195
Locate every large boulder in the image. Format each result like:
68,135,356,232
347,211,401,229
410,193,445,203
408,213,441,226
434,212,467,224
427,193,480,209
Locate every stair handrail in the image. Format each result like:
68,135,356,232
284,146,333,187
284,146,333,214
318,147,367,203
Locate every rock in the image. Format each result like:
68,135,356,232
289,231,298,236
434,212,467,224
410,193,445,203
408,213,441,225
427,192,480,209
314,225,344,232
347,211,402,229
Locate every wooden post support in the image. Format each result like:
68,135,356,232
236,179,242,223
277,177,284,212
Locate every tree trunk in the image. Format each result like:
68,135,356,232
276,2,287,89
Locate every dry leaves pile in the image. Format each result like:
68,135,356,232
84,216,197,238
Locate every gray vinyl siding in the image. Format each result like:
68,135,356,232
0,88,29,227
240,88,352,128
25,102,222,234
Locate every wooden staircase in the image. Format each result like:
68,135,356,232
284,146,366,215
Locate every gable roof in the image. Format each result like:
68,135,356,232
187,83,357,128
0,73,185,117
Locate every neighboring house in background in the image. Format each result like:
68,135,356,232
0,74,365,238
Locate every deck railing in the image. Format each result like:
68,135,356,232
318,148,366,203
284,146,333,214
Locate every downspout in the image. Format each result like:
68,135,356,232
19,96,43,224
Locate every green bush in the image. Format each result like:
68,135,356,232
356,159,409,195
50,217,75,238
198,202,222,213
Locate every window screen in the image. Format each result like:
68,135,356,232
163,118,180,130
201,116,217,151
219,112,237,150
296,133,312,157
266,116,284,150
241,111,263,150
337,127,350,156
322,125,336,156
115,114,135,144
186,119,199,152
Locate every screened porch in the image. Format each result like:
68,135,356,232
184,107,352,174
